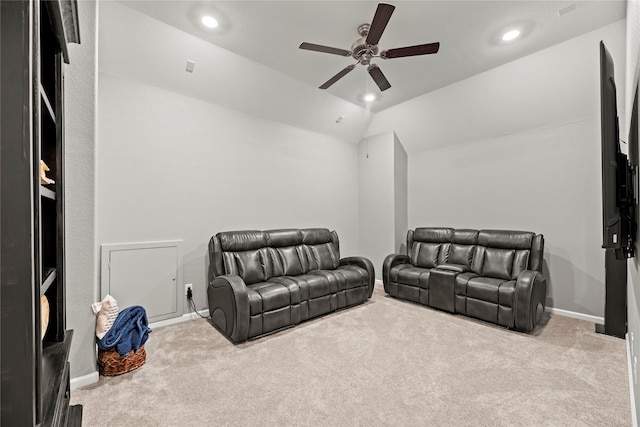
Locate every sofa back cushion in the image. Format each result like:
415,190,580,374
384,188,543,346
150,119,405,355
264,229,306,277
216,231,268,285
302,228,340,270
265,229,303,248
402,228,543,279
446,229,478,267
448,244,475,266
410,228,453,268
271,246,306,276
473,230,536,279
218,230,266,252
480,247,515,280
412,242,444,268
212,228,341,283
221,249,268,285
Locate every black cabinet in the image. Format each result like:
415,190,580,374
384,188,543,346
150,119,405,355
1,0,81,425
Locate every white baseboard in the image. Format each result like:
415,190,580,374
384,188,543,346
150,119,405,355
375,279,383,286
149,309,209,329
627,333,639,427
545,306,604,324
70,371,99,390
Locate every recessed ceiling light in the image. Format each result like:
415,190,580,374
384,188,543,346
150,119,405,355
201,15,218,29
502,30,520,42
363,93,376,102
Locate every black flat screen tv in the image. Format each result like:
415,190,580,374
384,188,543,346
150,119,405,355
600,41,635,259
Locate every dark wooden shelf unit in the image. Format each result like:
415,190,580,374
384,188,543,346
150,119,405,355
1,0,81,425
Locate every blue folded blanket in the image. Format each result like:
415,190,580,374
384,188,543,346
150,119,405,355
97,305,151,357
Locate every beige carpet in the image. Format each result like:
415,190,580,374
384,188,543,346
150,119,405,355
72,285,631,426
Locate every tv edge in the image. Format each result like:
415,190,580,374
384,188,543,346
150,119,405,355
600,41,636,260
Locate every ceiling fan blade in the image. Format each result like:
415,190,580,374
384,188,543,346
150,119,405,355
299,42,351,57
319,65,356,89
365,3,395,45
381,42,440,59
368,64,391,91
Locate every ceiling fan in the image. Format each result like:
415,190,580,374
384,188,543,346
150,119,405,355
299,3,440,92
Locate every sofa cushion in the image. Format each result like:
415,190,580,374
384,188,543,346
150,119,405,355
307,243,339,270
265,229,303,247
451,229,479,245
466,276,508,304
223,249,267,285
268,276,309,301
411,242,443,269
246,281,296,314
273,246,305,276
478,230,534,250
481,248,515,280
218,230,266,251
390,264,431,288
448,244,475,266
413,227,453,243
309,267,365,291
271,274,334,300
301,228,334,245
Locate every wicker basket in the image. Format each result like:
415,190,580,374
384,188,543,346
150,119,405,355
98,346,146,376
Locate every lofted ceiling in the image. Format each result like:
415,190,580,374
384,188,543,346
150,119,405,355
119,1,626,113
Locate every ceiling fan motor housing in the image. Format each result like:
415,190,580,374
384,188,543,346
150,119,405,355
352,23,378,65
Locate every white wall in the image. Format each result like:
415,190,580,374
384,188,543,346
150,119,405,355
394,134,408,254
357,131,408,279
64,0,98,380
358,132,395,279
97,73,360,310
366,20,626,318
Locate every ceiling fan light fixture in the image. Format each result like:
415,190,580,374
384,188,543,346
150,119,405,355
298,2,439,91
502,29,520,42
201,15,218,29
363,93,376,102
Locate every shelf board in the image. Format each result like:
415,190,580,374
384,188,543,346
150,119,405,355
41,331,73,426
41,185,56,200
41,268,57,294
40,84,56,122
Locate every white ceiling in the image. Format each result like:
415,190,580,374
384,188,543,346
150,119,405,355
119,1,626,113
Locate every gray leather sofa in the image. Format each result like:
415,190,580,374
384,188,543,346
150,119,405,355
383,228,546,332
207,228,374,342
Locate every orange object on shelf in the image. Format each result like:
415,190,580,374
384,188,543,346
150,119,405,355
39,160,55,185
41,295,49,339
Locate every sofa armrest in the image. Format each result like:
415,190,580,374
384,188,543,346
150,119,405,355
514,270,547,332
383,254,411,293
207,274,250,343
340,257,376,298
436,263,469,273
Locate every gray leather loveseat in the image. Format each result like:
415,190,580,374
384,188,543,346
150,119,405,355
383,228,546,332
208,228,374,342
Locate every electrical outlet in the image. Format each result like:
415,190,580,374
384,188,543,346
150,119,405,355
184,283,193,297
